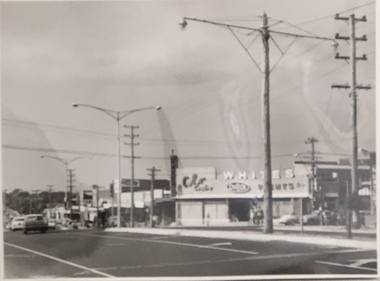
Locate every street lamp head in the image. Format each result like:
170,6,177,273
72,103,78,108
155,106,162,111
179,18,187,30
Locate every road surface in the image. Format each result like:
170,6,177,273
3,229,377,278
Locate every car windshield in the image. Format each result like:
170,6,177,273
26,216,43,221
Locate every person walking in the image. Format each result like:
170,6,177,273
257,206,264,225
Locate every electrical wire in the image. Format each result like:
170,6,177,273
2,144,298,160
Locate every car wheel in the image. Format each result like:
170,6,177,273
41,229,46,234
23,229,28,234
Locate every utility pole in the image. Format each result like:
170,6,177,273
179,12,336,235
305,137,318,211
47,185,53,219
147,167,160,227
332,13,371,239
170,150,179,197
67,169,75,219
125,125,140,228
30,190,40,214
261,13,273,234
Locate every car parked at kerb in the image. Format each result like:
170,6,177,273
302,210,337,225
23,214,49,234
278,212,300,225
10,216,25,231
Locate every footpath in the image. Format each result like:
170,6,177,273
105,222,377,250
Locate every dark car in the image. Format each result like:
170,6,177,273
302,210,337,225
23,214,49,234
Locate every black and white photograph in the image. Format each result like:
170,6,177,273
0,0,377,280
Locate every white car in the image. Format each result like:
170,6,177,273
48,219,56,229
278,213,300,225
10,216,25,231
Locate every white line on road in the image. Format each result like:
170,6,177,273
150,235,177,240
315,260,377,272
71,232,259,255
5,254,36,258
207,242,232,247
76,248,362,274
4,242,115,278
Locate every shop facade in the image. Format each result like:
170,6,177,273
174,167,311,226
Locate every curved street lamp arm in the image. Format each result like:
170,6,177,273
72,103,118,120
119,106,161,121
182,17,261,33
67,156,93,165
40,155,68,166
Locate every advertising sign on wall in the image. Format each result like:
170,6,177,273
176,168,310,199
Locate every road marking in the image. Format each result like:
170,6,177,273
316,260,377,272
76,249,349,274
30,275,61,279
150,235,176,240
5,254,36,258
350,258,377,267
4,242,115,278
71,232,259,255
72,245,375,275
207,242,232,247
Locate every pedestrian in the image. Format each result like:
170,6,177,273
257,206,264,225
248,208,254,226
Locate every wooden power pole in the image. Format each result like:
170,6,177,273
332,13,371,239
125,125,140,228
305,137,318,211
261,12,273,234
67,169,75,219
147,167,160,227
47,185,53,218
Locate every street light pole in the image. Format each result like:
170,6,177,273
40,155,91,215
72,103,161,228
116,115,121,227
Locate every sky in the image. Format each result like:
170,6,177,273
1,0,376,194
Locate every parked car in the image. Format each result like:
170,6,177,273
23,214,49,234
278,213,299,225
48,219,57,229
10,216,25,231
302,210,337,225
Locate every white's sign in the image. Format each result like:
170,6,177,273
176,172,309,199
222,169,294,180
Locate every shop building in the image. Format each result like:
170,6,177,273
296,158,375,215
173,157,375,226
174,167,311,226
114,179,172,225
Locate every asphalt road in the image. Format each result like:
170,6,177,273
3,229,377,279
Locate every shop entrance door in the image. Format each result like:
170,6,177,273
228,199,252,222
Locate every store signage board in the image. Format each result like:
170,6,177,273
176,176,310,198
